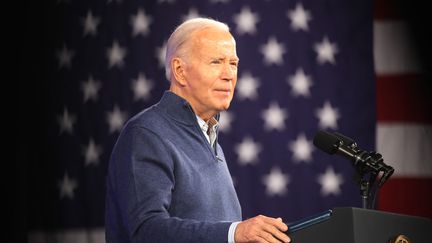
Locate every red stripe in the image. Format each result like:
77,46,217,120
373,0,404,20
376,74,432,124
378,177,432,218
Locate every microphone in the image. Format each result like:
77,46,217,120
313,130,394,187
313,130,359,161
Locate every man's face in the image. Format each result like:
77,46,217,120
182,28,239,120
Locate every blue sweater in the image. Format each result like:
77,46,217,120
105,91,242,243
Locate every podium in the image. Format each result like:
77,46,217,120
290,207,431,242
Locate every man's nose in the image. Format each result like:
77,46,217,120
221,63,236,81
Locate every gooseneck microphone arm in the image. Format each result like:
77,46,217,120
313,130,394,209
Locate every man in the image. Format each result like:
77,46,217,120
105,17,291,243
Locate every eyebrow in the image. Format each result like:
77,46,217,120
210,57,240,62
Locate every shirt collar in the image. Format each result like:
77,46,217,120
196,115,218,132
196,115,208,132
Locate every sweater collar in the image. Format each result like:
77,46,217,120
156,91,198,126
156,91,220,126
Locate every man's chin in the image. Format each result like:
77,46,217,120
213,97,233,112
218,102,231,111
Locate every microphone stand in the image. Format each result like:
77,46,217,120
357,168,377,209
314,131,395,209
360,180,369,209
352,151,394,209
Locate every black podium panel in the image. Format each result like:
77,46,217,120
290,207,431,242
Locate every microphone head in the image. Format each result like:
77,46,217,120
313,130,340,155
333,132,356,147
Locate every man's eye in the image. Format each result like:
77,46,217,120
211,60,221,64
230,62,238,67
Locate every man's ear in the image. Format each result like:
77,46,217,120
172,57,187,86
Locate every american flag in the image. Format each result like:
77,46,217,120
23,0,429,242
373,0,432,219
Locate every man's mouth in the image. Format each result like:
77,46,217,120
214,89,231,93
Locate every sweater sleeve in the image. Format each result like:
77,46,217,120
106,124,231,243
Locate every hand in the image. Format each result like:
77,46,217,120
234,215,290,243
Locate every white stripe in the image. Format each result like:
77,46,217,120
374,21,421,75
28,228,105,243
376,123,432,177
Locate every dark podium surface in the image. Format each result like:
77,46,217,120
290,207,431,242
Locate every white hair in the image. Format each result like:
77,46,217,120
164,18,230,81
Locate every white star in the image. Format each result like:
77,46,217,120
233,6,260,35
317,167,344,196
83,138,103,166
58,172,78,199
287,3,312,31
156,41,167,69
130,9,152,37
218,111,234,133
131,73,153,101
288,133,314,163
106,105,127,133
106,41,127,68
234,136,262,165
81,10,100,36
262,167,290,196
57,107,76,135
56,45,74,69
261,102,288,131
182,8,201,22
81,76,101,103
236,72,260,100
260,37,286,65
315,101,340,129
314,36,338,64
288,68,313,97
